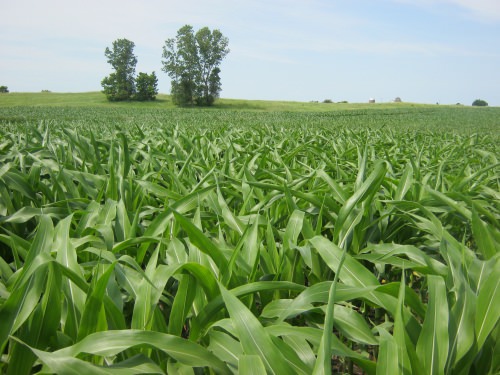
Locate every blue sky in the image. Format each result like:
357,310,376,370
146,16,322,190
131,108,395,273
1,0,499,105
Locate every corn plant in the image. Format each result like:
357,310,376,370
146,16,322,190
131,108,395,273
0,105,499,374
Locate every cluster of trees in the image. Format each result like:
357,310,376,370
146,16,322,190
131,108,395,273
472,99,488,107
102,25,229,106
0,86,8,93
162,25,229,106
101,39,158,102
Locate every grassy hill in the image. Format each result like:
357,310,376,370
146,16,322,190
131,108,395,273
1,91,445,111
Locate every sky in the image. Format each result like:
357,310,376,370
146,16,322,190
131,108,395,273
1,0,499,105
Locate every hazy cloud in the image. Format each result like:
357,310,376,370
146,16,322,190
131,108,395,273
450,0,500,21
393,0,500,21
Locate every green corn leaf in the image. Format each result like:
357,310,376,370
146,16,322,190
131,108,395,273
0,216,54,352
271,334,315,374
312,234,347,375
0,161,11,179
173,210,228,271
12,329,231,374
316,169,348,204
261,282,379,321
282,334,316,369
117,132,131,178
7,262,62,375
471,207,498,260
219,284,304,374
239,355,267,375
447,282,476,371
375,283,427,319
169,262,220,302
265,324,376,374
217,187,245,235
77,263,116,340
165,237,188,265
475,258,500,350
131,246,173,331
355,145,368,190
106,354,165,374
241,215,260,273
283,209,304,253
443,240,477,372
135,179,180,200
0,206,66,224
111,236,163,254
392,270,414,375
310,236,424,341
115,199,131,242
0,269,46,354
394,163,413,201
136,185,215,263
190,281,306,340
331,304,378,345
168,274,196,336
424,186,471,221
309,236,379,287
359,243,448,276
208,330,243,369
334,160,387,246
416,275,449,375
1,171,37,201
376,328,399,375
12,215,54,288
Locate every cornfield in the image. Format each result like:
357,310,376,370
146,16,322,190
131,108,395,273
0,105,499,374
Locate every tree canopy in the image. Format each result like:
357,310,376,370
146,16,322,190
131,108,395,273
162,25,229,106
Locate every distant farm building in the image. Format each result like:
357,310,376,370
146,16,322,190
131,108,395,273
368,98,375,103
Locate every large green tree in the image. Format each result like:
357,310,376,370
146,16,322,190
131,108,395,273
101,39,137,101
162,25,229,106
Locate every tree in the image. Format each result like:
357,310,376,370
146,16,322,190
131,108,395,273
0,86,8,93
101,39,137,101
472,99,488,107
162,25,229,106
135,72,159,101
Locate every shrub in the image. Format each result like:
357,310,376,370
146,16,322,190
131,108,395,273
135,72,158,101
102,73,135,101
